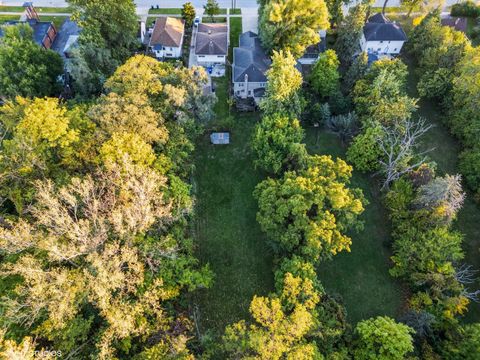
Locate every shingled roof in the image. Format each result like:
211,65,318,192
363,13,407,42
195,23,228,55
233,31,270,83
150,17,184,48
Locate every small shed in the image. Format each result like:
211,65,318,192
210,132,230,144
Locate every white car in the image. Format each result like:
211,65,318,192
194,17,200,27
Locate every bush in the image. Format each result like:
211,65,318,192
451,1,480,18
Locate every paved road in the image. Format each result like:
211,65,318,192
1,0,259,8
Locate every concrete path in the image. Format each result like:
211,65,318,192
241,7,257,33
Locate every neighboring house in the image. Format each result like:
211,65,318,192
298,30,327,65
360,13,407,55
232,31,270,103
195,23,228,66
51,19,81,59
149,17,185,59
0,18,57,49
441,16,468,33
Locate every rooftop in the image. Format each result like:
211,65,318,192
233,31,270,83
150,16,185,48
363,13,407,42
195,23,228,56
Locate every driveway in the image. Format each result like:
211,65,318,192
241,7,258,34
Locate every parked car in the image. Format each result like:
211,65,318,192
194,17,200,27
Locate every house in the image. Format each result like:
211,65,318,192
441,16,467,33
149,17,185,59
232,31,270,103
51,19,81,59
360,13,407,56
0,2,57,49
195,23,228,66
298,30,327,65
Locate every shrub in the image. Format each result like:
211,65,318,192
450,1,480,18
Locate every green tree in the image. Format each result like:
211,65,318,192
68,0,139,95
261,49,304,118
0,24,63,99
354,316,414,360
347,126,384,172
252,113,307,174
182,2,196,28
344,52,369,92
334,3,368,69
254,155,365,262
258,0,330,58
309,49,340,98
204,0,220,22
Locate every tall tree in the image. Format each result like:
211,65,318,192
309,49,340,98
252,113,307,174
68,0,139,95
254,155,365,262
354,316,414,360
258,0,330,58
0,24,63,99
334,2,368,69
261,50,304,118
182,2,196,28
204,0,220,22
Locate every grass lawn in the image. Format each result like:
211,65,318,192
230,8,242,15
148,8,182,14
202,17,227,23
404,56,480,323
0,14,20,24
0,6,72,13
229,17,242,62
0,6,24,12
304,129,404,324
192,77,274,337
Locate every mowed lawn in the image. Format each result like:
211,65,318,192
305,129,404,324
192,77,274,336
405,57,480,322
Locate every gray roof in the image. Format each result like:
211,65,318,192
195,23,228,55
363,13,407,42
51,19,81,57
233,31,270,83
0,19,54,46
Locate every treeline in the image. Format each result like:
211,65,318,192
408,10,480,202
343,8,480,359
0,0,220,357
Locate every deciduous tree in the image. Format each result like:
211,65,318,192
309,49,340,98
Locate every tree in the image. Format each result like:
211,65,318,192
376,118,432,189
68,0,139,94
261,50,304,118
252,114,308,174
0,24,63,99
402,0,423,17
326,0,345,27
415,174,465,223
204,0,220,22
354,316,414,360
254,155,365,262
344,52,369,92
258,0,330,58
182,2,196,28
326,112,359,143
309,49,340,98
347,126,384,172
335,3,368,69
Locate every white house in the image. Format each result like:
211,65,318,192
195,23,228,66
360,13,407,56
149,17,185,59
232,31,270,104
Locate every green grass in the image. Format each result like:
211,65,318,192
0,6,24,12
147,17,156,27
40,15,68,29
404,56,480,323
229,17,242,62
192,77,274,337
202,17,227,23
230,8,242,15
0,14,20,24
148,8,182,14
304,129,404,324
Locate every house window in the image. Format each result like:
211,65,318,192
380,41,383,43
394,48,398,51
162,46,166,50
248,90,252,95
166,53,173,57
377,48,381,51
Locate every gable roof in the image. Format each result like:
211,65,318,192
195,23,228,55
150,16,184,48
363,13,407,42
233,31,270,83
